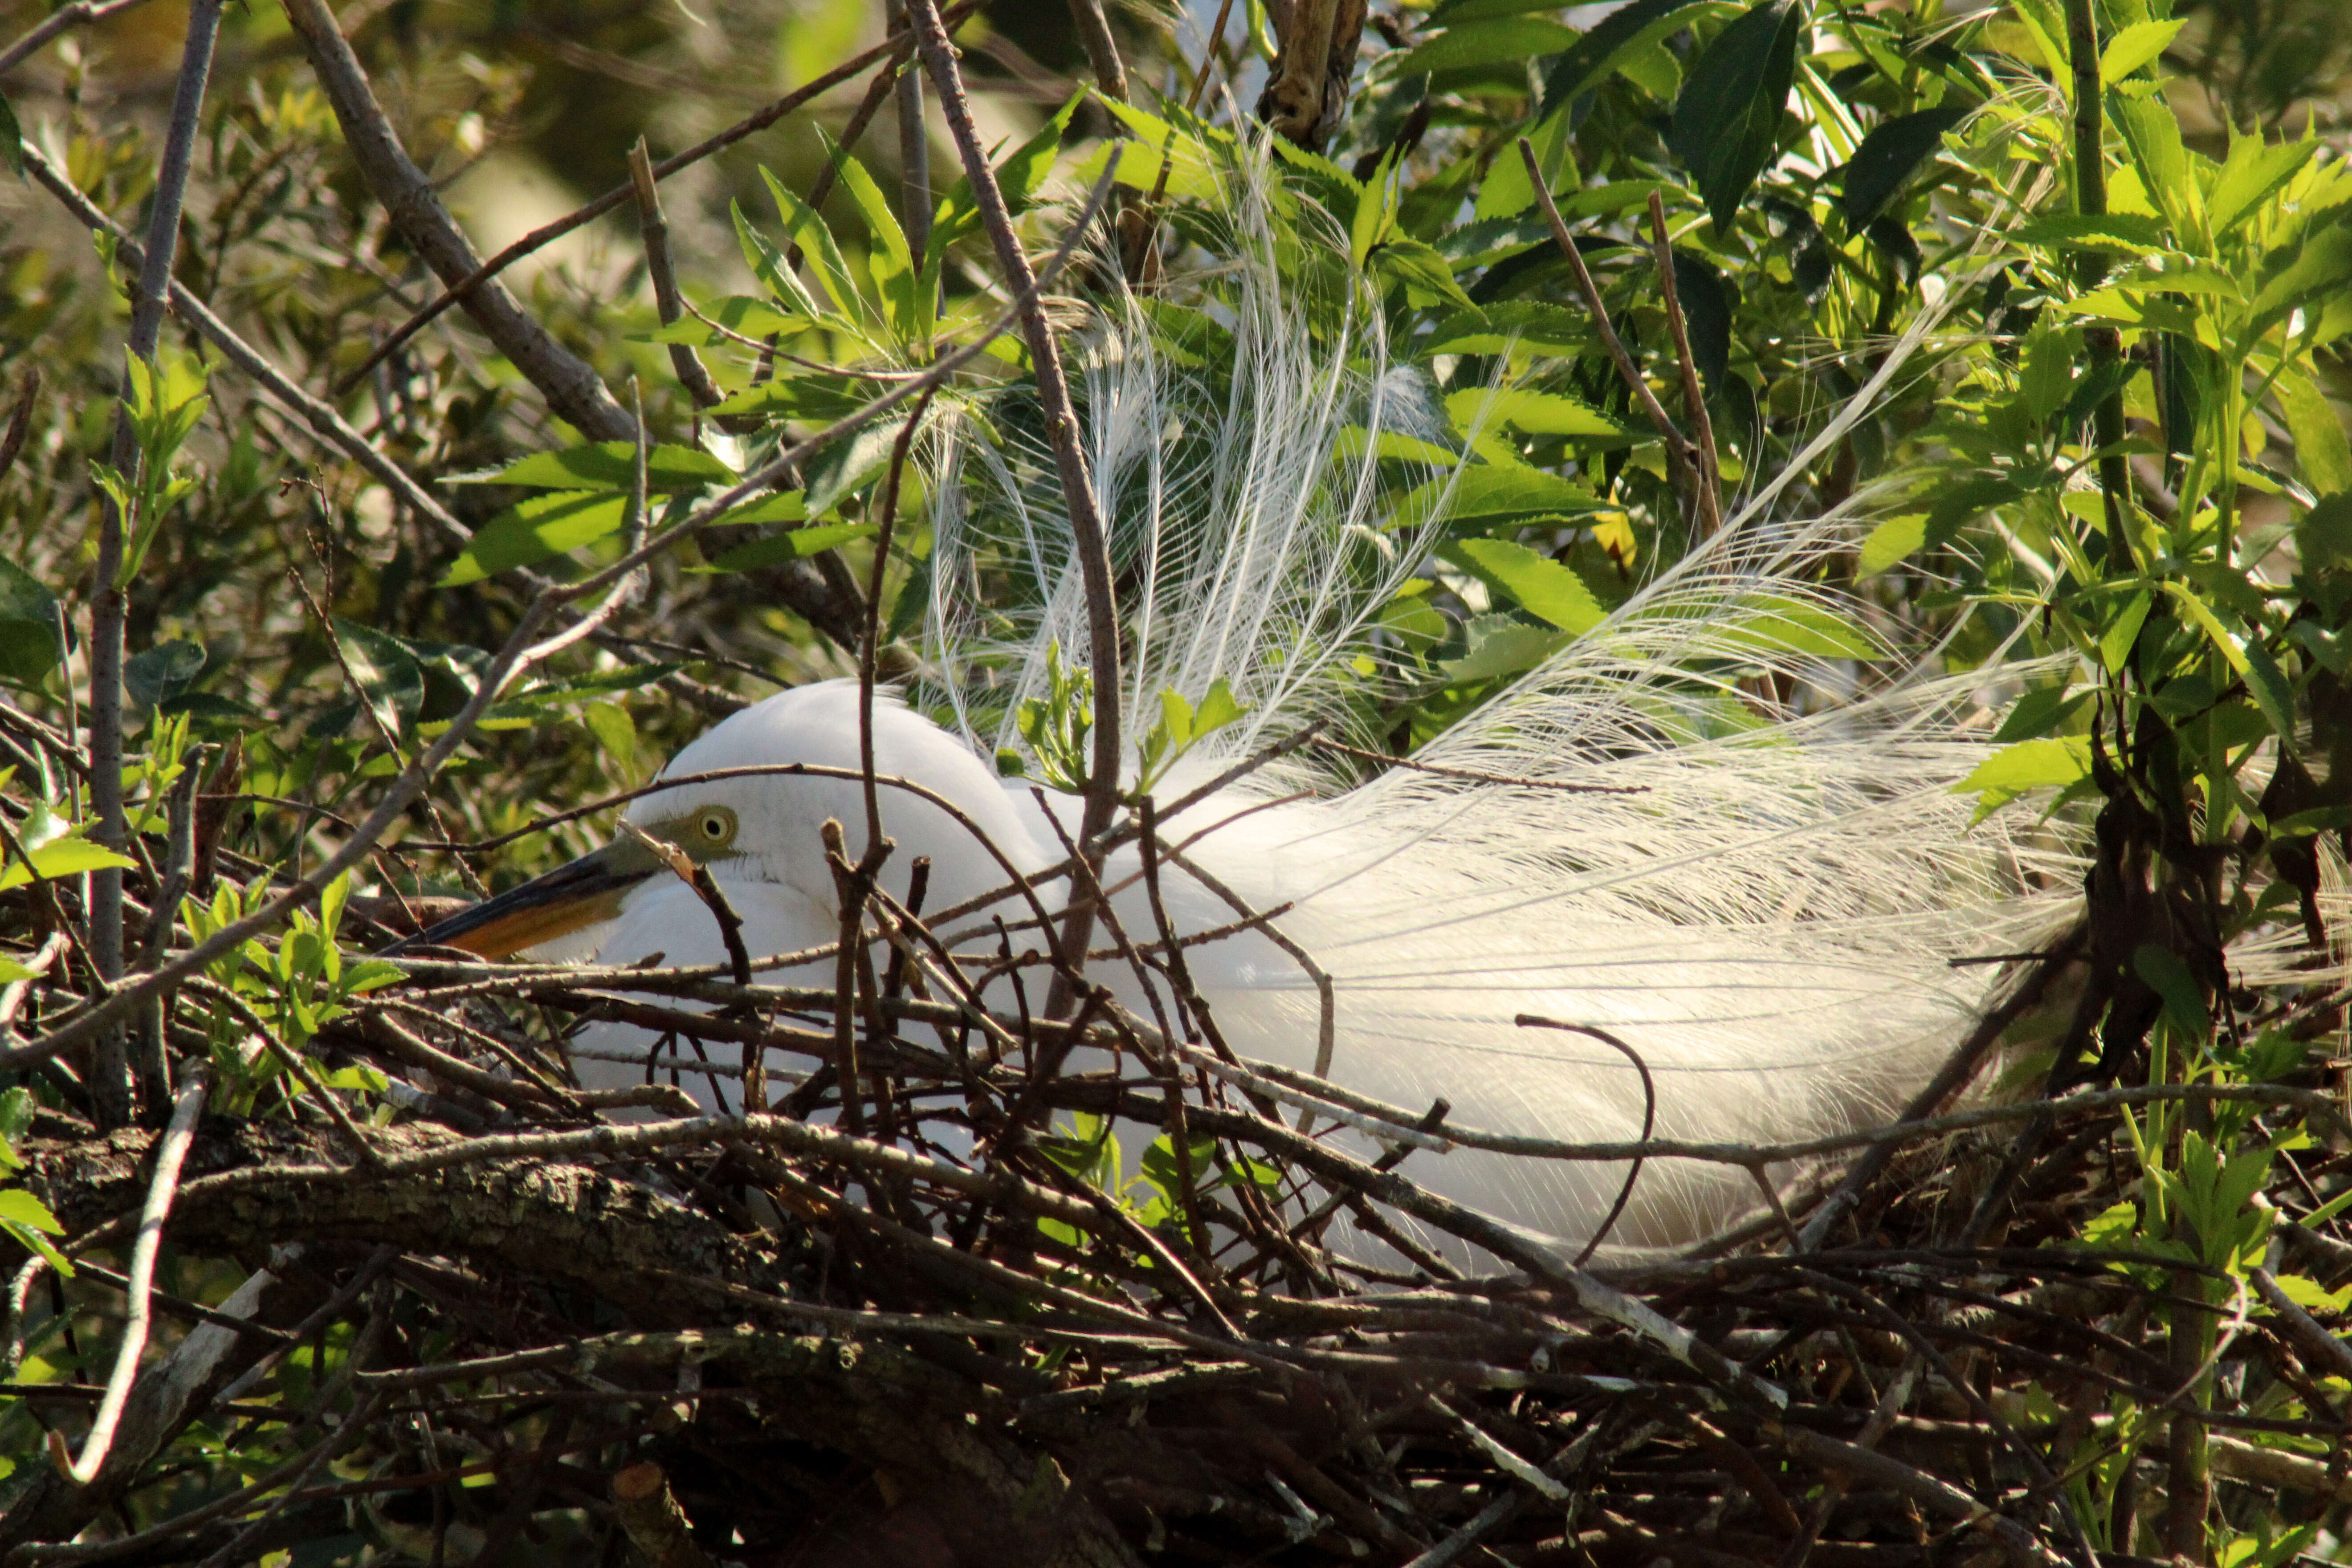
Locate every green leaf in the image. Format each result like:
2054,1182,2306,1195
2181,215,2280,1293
124,639,205,711
2111,91,2207,251
2099,18,2184,81
333,618,426,734
802,421,899,516
733,198,822,319
0,558,62,684
1440,615,1572,682
1444,387,1621,438
2279,367,2352,497
0,1188,63,1237
2100,588,2153,673
0,835,139,892
2132,943,2210,1039
829,143,921,340
1993,682,2091,744
1455,538,1606,634
1393,16,1579,77
696,521,878,574
2011,212,2171,255
1668,0,1807,232
1837,106,1969,226
475,443,734,492
1952,735,2092,816
2250,222,2352,339
583,701,636,772
762,167,867,324
1539,0,1729,115
438,492,630,586
1406,466,1607,528
1857,512,1927,575
1716,597,1879,660
2208,133,2319,238
637,294,811,345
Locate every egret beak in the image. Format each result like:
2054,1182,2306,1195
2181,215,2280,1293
384,839,662,959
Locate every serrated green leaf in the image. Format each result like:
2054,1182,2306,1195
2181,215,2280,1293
0,837,139,892
829,143,921,341
1444,387,1621,438
1440,615,1572,682
1455,538,1606,634
439,492,630,586
2099,18,2184,81
2209,133,2318,238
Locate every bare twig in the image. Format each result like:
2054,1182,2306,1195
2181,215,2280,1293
1645,190,1722,538
282,0,636,441
0,0,158,77
49,1063,209,1485
86,0,225,1130
1518,139,1699,514
905,0,1125,1014
628,137,725,410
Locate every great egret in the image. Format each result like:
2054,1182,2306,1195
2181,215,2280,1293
397,232,2082,1262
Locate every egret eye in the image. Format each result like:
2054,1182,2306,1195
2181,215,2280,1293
693,806,738,847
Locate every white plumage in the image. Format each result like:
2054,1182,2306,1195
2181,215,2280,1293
419,210,2083,1264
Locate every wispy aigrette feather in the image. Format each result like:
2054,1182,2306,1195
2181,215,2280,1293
917,185,2084,1258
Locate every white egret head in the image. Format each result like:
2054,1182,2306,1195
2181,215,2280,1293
402,680,1049,966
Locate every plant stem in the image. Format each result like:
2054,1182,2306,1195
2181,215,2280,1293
904,0,1124,1015
2065,0,2135,571
88,0,224,1129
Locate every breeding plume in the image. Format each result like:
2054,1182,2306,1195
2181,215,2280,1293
405,235,2078,1263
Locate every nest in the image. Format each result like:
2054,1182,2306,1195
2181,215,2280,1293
5,832,2351,1568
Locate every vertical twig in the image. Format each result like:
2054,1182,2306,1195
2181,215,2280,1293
885,0,933,259
49,1062,211,1485
130,746,199,1119
2064,0,2134,570
1646,191,1722,540
628,138,726,411
87,0,226,1131
905,0,1124,1014
1520,141,1701,524
1064,0,1130,103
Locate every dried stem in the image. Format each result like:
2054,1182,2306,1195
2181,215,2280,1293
50,1063,209,1484
628,137,725,410
904,0,1125,1016
1645,190,1723,538
1518,139,1700,518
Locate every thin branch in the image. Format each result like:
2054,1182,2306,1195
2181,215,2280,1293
0,0,158,77
1645,190,1722,538
905,0,1126,1014
1518,139,1700,513
84,0,225,1131
282,0,636,441
49,1063,210,1485
627,137,725,410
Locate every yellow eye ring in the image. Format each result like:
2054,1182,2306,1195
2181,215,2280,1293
695,806,738,846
